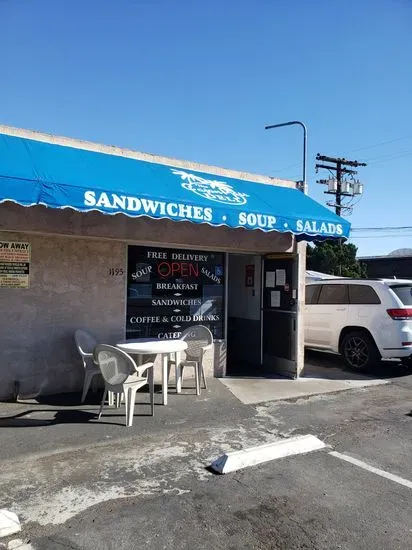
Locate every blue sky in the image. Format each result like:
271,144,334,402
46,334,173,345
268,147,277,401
1,0,411,256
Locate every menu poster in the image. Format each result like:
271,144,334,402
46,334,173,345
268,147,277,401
0,241,31,289
126,246,225,340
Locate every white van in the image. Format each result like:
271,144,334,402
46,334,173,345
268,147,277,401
304,279,412,370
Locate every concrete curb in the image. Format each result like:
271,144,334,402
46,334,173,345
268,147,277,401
210,434,326,474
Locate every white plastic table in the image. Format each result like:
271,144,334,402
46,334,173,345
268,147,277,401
116,339,188,406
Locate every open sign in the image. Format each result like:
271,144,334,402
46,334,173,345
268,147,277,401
157,261,199,278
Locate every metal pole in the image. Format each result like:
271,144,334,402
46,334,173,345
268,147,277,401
335,160,342,217
265,121,308,194
264,120,308,380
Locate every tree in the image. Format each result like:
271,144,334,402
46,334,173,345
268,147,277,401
307,241,367,278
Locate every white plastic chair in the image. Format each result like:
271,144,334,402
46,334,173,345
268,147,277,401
95,344,154,427
168,325,213,395
74,329,102,404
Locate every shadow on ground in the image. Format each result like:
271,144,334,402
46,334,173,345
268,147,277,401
0,409,99,428
304,349,412,381
0,386,163,427
0,404,157,428
226,351,411,381
33,384,163,406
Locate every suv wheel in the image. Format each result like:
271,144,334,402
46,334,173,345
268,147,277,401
341,331,380,371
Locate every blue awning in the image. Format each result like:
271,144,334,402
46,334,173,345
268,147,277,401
0,133,350,241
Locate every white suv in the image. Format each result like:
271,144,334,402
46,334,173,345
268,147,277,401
304,279,412,370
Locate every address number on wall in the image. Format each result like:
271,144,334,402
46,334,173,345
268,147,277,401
108,268,124,276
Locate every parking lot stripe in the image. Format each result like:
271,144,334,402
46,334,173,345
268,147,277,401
329,451,412,490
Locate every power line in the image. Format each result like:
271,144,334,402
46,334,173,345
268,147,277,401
366,150,412,165
350,234,412,239
365,148,412,162
343,135,412,155
350,225,412,239
351,226,412,232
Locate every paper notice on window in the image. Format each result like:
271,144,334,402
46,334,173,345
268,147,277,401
276,269,286,287
265,271,276,288
270,290,281,308
0,241,31,289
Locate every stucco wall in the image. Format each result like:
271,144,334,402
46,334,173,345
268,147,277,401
0,231,125,400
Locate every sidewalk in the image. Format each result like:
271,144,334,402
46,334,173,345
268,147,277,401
220,353,410,405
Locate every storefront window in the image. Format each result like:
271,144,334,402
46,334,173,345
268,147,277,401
126,246,225,340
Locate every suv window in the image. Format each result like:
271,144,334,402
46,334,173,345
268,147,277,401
305,285,321,305
390,285,412,306
318,284,348,305
348,284,381,304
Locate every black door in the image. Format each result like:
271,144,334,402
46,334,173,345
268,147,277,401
261,257,297,377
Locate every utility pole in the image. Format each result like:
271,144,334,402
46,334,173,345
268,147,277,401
315,154,367,216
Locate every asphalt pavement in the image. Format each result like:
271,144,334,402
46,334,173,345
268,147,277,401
0,355,411,550
31,449,411,550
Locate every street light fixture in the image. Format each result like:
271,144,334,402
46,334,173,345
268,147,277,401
265,121,308,194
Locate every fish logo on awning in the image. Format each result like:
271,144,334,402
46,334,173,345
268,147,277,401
172,169,248,205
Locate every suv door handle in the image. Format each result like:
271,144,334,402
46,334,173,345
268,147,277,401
336,308,346,311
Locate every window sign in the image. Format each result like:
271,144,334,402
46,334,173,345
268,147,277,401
0,241,31,288
126,246,225,340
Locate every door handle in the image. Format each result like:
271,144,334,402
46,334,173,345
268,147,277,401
336,308,346,311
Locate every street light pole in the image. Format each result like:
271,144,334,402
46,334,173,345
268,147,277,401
264,121,307,194
265,120,308,380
